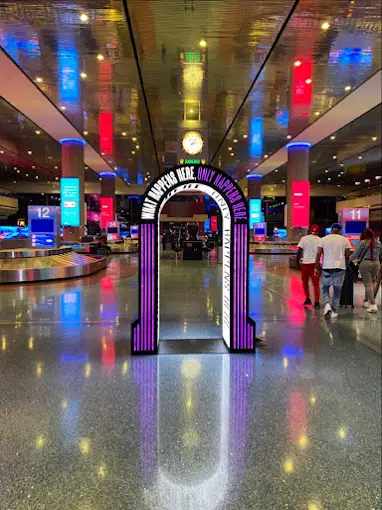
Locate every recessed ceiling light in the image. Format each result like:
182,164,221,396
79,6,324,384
305,78,312,85
233,139,238,143
97,54,104,61
355,181,361,185
83,131,88,135
364,179,370,183
35,176,39,179
340,163,344,167
199,39,207,48
243,134,248,139
13,181,16,184
55,177,59,180
136,145,140,149
282,179,285,183
60,105,66,111
189,109,194,113
132,137,137,141
294,60,302,67
358,156,362,159
85,166,88,169
344,85,351,91
35,130,41,135
0,150,3,154
325,169,329,173
16,169,20,173
317,180,321,183
121,132,127,137
26,173,29,177
330,135,335,140
36,77,43,83
376,176,381,180
321,22,330,30
80,72,87,79
328,177,331,181
228,146,232,151
54,166,58,169
132,151,136,154
32,166,35,169
230,153,234,156
372,136,377,141
337,184,341,187
79,13,89,22
27,150,32,155
314,111,320,116
333,155,337,159
275,169,278,173
287,135,292,140
264,155,268,159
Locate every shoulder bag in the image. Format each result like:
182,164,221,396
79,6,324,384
347,243,369,283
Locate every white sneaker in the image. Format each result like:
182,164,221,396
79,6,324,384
331,311,338,319
366,304,378,313
324,303,332,317
363,301,370,309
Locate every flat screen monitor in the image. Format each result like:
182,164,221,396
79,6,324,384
107,227,118,234
345,221,366,234
31,218,54,233
254,227,266,235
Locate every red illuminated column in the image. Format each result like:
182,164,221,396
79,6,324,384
286,142,310,241
61,138,85,242
100,173,116,229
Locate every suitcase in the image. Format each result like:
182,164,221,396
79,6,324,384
340,268,354,308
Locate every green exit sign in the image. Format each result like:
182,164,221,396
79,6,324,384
184,51,202,63
185,159,201,164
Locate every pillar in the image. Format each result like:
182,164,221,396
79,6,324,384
247,174,262,199
286,142,310,242
60,138,85,242
100,172,116,229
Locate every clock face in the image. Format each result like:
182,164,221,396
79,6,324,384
182,131,204,156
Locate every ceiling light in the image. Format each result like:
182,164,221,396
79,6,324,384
275,169,278,173
294,60,302,67
364,179,370,183
122,132,127,136
344,85,351,91
230,153,234,156
132,137,137,142
264,155,269,159
26,173,29,177
199,39,207,48
355,181,361,185
228,146,232,151
189,109,194,113
79,13,89,22
372,136,377,141
80,72,87,79
55,177,59,180
375,176,381,180
333,155,337,159
17,169,20,173
233,139,238,143
321,22,330,30
286,135,292,140
317,179,321,183
330,135,335,140
35,176,39,179
54,166,58,169
243,134,248,139
282,179,285,183
32,166,35,169
0,150,3,154
358,156,362,160
27,150,32,155
337,184,341,187
325,169,329,173
314,111,320,116
132,151,136,154
36,77,43,83
136,145,140,149
60,106,66,111
35,130,41,135
328,177,331,181
85,166,88,169
97,54,104,61
305,78,312,85
83,130,88,135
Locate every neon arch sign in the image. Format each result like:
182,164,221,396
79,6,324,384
132,164,256,353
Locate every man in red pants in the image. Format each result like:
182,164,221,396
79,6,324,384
297,224,321,309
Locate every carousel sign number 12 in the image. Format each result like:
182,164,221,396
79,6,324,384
36,207,50,218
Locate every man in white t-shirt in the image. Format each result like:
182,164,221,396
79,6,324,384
315,223,351,318
297,224,321,308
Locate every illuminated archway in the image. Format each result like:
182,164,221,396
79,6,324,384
132,164,256,353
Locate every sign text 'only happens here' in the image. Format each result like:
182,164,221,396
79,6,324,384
141,166,247,221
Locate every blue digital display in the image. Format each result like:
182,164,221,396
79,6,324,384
204,218,211,231
250,113,263,158
31,219,54,233
31,234,55,247
249,199,263,229
61,178,80,227
58,39,79,103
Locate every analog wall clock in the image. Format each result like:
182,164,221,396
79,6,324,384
182,131,204,156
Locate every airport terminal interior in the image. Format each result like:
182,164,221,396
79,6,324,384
0,1,381,509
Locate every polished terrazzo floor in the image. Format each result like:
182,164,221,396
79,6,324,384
0,254,381,510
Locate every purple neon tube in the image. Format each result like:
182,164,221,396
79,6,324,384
234,225,237,350
151,224,155,351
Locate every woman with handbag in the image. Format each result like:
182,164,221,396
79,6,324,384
349,229,381,313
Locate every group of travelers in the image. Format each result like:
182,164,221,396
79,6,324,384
297,223,381,318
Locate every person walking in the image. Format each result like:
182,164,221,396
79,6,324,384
315,223,351,318
297,224,321,308
349,228,381,313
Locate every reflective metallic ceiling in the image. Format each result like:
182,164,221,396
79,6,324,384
0,0,381,186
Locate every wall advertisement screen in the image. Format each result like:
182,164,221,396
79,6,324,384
249,199,263,229
61,178,80,227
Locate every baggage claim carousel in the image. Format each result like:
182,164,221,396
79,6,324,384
0,246,107,284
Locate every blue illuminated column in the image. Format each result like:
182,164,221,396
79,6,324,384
286,142,310,241
60,138,85,242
